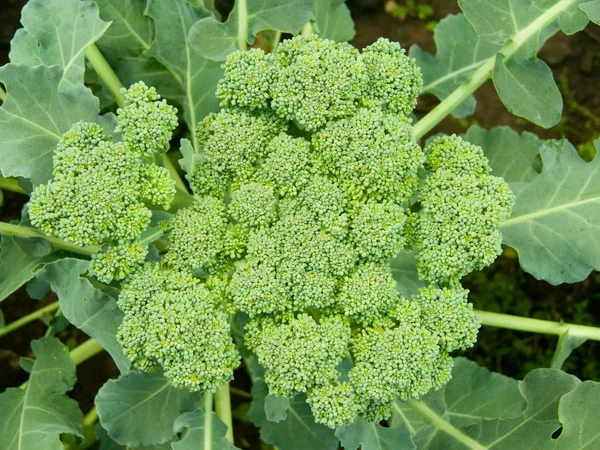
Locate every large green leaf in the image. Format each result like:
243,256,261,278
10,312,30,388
500,139,600,284
172,409,237,449
249,380,339,450
0,64,100,187
0,337,83,450
554,381,600,449
312,0,355,42
145,0,223,150
409,14,500,118
37,258,131,373
96,371,200,447
493,54,562,128
188,0,316,61
0,235,61,302
581,0,600,23
336,419,415,450
464,125,542,183
96,424,173,449
9,0,110,91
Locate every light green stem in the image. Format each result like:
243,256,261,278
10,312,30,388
204,392,214,449
0,222,100,255
85,44,125,108
476,310,600,341
20,338,104,389
0,84,6,101
0,301,60,338
237,0,248,51
215,383,234,443
412,0,580,140
271,30,282,52
301,22,314,36
0,178,27,195
407,399,486,450
83,406,98,427
162,154,189,194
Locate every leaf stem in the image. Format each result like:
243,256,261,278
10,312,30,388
271,30,282,52
301,22,314,36
407,399,486,450
476,310,600,341
0,301,60,338
0,222,100,256
412,0,580,140
215,383,234,443
237,0,248,51
204,392,214,449
162,154,190,194
85,44,125,108
0,178,27,195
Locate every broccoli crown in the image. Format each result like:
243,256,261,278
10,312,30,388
117,263,239,392
29,82,177,253
33,36,514,429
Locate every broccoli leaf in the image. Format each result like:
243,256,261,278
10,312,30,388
580,1,600,23
312,0,355,42
501,139,600,284
0,337,83,450
336,419,415,450
189,0,316,61
0,64,100,187
172,409,236,449
493,54,562,128
37,258,131,373
409,14,500,119
9,0,110,91
145,0,223,151
551,332,587,369
464,125,542,183
390,250,427,298
96,424,174,449
96,371,201,447
554,381,600,448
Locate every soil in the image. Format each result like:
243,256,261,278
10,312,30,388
1,1,599,448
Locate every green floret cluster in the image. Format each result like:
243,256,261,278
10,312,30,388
36,35,515,429
29,82,177,282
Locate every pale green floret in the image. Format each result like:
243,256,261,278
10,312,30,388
307,382,359,429
270,35,365,131
414,285,480,352
245,314,351,397
361,37,422,115
116,81,178,157
349,321,452,420
139,164,176,210
91,242,148,284
313,108,424,202
425,134,490,175
349,200,406,262
161,196,228,272
416,169,514,282
337,263,398,324
117,263,240,392
229,182,278,229
257,133,318,197
217,48,274,110
191,109,286,195
52,122,109,173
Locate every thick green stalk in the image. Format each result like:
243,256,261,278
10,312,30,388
407,399,486,450
162,154,190,193
0,178,27,195
412,0,580,140
0,301,60,338
204,392,214,449
215,383,234,443
237,0,248,51
85,44,125,108
0,222,100,255
476,310,600,341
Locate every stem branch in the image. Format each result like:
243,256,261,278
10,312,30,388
215,383,234,443
0,301,60,338
85,44,125,108
204,392,214,449
0,178,27,195
0,222,100,255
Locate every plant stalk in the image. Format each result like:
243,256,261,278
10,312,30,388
412,0,580,140
0,222,100,255
476,310,600,341
0,178,27,195
204,392,214,449
0,301,60,338
237,0,248,51
85,44,125,108
215,383,234,443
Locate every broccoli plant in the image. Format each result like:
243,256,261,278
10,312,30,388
0,0,599,449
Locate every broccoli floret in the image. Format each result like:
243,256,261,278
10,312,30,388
91,242,148,284
229,182,278,229
307,382,359,429
245,314,351,397
29,84,178,247
117,263,239,392
360,38,422,115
